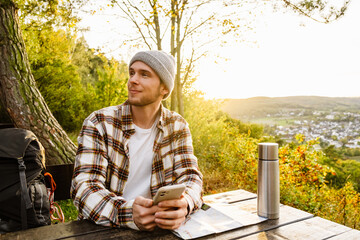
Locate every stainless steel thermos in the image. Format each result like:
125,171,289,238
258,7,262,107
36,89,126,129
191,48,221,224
257,143,280,219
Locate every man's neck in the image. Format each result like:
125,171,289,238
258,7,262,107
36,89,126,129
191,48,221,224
131,102,161,129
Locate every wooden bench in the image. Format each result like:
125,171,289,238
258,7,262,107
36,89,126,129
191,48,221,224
46,163,74,201
0,123,15,129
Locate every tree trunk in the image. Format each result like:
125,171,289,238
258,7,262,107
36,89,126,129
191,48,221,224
170,0,177,112
176,54,183,116
152,1,162,50
0,1,76,165
175,3,184,116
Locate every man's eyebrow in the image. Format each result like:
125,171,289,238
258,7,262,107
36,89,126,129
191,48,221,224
129,67,151,73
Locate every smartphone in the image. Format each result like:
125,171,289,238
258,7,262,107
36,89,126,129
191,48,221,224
153,184,186,205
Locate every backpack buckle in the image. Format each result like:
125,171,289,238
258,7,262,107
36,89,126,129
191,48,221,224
17,158,26,171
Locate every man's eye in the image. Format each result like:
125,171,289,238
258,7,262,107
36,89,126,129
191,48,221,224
129,71,135,76
142,73,149,77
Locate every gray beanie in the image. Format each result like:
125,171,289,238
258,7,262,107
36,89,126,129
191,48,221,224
129,50,175,99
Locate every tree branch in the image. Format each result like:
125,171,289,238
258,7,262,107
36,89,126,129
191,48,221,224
125,0,160,48
113,0,152,49
282,0,350,24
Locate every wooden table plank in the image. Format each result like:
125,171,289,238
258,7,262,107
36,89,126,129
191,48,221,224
0,220,110,240
239,216,353,240
62,227,178,240
0,220,178,240
328,229,360,240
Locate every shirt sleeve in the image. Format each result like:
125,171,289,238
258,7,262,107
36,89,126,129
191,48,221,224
173,122,203,214
70,116,138,229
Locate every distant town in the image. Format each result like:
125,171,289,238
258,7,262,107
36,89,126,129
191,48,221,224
270,110,360,148
221,96,360,149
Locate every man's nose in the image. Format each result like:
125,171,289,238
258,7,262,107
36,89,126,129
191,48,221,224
129,73,139,84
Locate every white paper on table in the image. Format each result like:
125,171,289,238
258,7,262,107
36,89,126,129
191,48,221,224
172,202,267,240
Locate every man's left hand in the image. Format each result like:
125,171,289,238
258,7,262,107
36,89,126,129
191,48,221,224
154,196,189,230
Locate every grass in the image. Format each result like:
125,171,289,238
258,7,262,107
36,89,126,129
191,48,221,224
57,199,78,222
250,117,295,127
58,132,78,222
348,156,360,162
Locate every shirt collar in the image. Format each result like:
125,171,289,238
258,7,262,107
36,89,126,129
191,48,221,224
120,100,135,133
157,103,165,131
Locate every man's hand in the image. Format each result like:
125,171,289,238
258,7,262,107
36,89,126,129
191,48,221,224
154,196,189,230
133,196,160,231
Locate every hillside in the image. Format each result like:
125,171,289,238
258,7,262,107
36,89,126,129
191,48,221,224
221,96,360,120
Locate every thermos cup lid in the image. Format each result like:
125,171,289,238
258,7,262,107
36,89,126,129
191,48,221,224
258,143,278,160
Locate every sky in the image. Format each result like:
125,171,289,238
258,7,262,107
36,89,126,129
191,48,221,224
78,1,360,99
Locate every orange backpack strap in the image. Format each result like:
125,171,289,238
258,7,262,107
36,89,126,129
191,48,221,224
44,172,65,223
44,172,56,192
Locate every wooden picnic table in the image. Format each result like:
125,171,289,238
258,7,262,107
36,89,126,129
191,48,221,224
1,189,359,240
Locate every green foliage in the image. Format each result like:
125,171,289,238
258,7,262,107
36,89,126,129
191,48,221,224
16,0,78,29
184,93,261,194
95,57,128,107
221,112,264,139
322,158,360,192
281,181,360,230
265,135,359,229
70,37,104,86
318,145,360,192
19,2,128,132
22,27,89,131
279,135,333,188
324,145,360,159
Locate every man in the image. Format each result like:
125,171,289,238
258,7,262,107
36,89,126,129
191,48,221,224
71,50,203,231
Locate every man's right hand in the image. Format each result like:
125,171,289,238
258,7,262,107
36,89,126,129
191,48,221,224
132,196,159,231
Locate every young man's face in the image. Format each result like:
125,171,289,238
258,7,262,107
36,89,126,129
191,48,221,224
128,61,169,107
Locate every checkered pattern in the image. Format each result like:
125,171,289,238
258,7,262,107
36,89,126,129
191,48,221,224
71,101,203,228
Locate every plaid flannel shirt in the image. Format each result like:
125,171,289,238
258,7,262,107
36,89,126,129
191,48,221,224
70,101,203,229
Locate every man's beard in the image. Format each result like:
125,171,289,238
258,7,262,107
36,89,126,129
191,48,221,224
128,87,163,107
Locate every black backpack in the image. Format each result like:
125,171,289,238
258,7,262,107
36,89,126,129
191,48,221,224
0,128,51,233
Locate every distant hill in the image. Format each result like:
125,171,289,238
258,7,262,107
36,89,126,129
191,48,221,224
221,96,360,120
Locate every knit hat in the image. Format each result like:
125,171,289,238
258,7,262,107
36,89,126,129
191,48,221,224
129,50,175,99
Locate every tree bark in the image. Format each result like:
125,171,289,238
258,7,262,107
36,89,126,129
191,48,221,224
175,2,184,116
0,1,76,165
170,0,177,112
152,0,162,50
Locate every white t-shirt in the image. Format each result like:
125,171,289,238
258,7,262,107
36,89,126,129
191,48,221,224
122,120,158,201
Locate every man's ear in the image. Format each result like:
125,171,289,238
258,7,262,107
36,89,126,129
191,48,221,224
160,83,169,96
